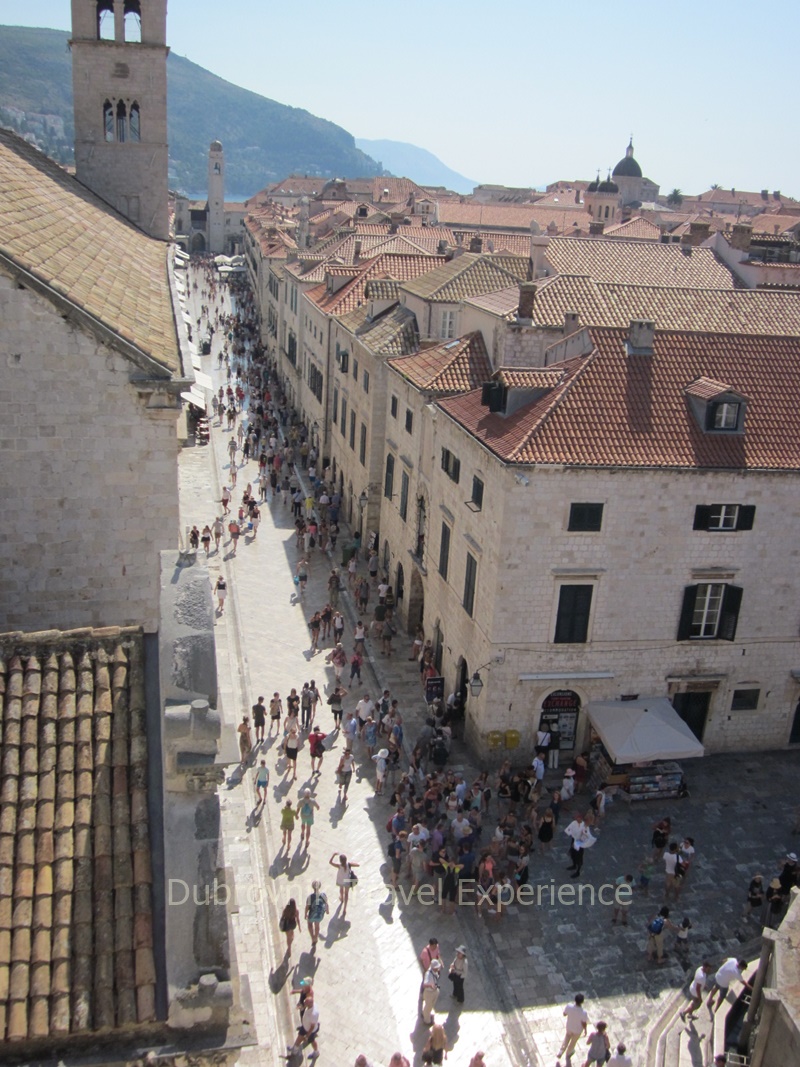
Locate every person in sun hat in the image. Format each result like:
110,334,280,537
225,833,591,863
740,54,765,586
448,945,468,1004
420,958,442,1024
372,747,389,795
779,851,799,893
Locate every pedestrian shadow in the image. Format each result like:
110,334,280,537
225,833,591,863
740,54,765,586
378,892,396,925
245,804,264,833
327,799,345,827
268,954,292,994
323,912,351,946
225,764,245,789
444,1007,462,1051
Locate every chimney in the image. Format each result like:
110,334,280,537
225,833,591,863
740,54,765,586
761,189,769,200
354,240,362,261
627,319,655,355
517,281,537,322
529,226,551,279
436,239,447,255
730,223,753,253
564,310,580,336
773,190,781,201
683,220,711,246
589,221,605,236
469,236,483,254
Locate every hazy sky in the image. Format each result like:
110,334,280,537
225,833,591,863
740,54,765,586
4,0,798,196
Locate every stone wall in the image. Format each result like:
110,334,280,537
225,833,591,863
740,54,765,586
0,274,179,633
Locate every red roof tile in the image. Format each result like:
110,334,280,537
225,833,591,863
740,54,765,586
388,333,492,395
438,327,800,470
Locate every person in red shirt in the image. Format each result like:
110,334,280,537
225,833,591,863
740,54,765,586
309,725,327,774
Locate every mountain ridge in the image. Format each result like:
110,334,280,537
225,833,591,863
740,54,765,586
355,137,477,194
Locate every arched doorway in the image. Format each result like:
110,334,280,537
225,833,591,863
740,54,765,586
191,232,206,252
408,567,424,634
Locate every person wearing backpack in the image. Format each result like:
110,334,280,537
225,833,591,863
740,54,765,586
646,905,676,963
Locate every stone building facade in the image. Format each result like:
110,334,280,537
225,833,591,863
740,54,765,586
382,323,800,762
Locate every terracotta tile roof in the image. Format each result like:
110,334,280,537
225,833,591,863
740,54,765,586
306,253,446,315
265,175,326,197
689,188,800,210
387,332,492,395
544,236,736,288
527,275,800,335
290,235,436,283
684,376,737,400
749,213,800,235
354,224,457,243
364,279,400,300
400,253,527,302
0,627,156,1044
463,285,520,319
433,202,592,233
604,217,662,241
438,326,800,470
0,129,179,374
337,303,418,357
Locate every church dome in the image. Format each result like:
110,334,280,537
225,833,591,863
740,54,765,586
612,138,642,179
599,175,619,193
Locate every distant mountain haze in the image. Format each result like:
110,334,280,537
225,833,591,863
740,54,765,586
356,138,477,194
0,25,383,198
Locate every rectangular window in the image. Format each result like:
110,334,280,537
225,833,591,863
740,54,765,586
363,369,370,394
349,410,356,449
400,471,409,522
359,422,367,465
677,583,743,641
340,397,347,435
405,409,413,434
463,553,477,617
384,454,395,499
713,402,739,429
568,502,604,532
554,584,593,644
391,395,398,418
353,358,359,383
339,349,349,374
441,310,455,339
332,387,339,425
471,476,484,510
731,688,760,711
441,447,461,483
439,523,451,580
693,504,755,531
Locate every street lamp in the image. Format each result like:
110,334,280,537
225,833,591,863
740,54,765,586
469,662,494,698
358,490,368,511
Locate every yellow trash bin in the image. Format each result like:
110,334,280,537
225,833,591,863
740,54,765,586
504,729,520,750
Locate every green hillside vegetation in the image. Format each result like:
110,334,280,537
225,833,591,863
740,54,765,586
0,25,383,198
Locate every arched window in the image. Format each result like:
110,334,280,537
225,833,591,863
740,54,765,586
97,1,114,40
116,100,127,142
129,102,141,141
103,100,114,141
124,1,142,42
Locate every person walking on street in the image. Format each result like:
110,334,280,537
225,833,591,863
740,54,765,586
680,962,712,1021
237,716,252,767
420,959,442,1024
448,946,468,1004
298,788,320,848
212,516,224,552
280,798,297,850
329,852,359,917
582,1023,610,1067
327,684,347,729
255,759,269,805
645,906,677,964
305,880,329,948
214,575,227,613
295,558,309,594
557,993,588,1063
287,990,320,1060
607,1045,632,1067
337,747,356,798
269,692,282,735
309,725,327,775
423,1017,448,1065
707,958,751,1011
252,695,266,744
279,899,299,956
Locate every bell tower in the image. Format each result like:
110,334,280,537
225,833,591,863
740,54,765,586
70,1,169,240
207,140,225,254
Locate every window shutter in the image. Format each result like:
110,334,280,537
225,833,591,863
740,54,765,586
736,506,756,531
676,586,698,641
718,585,743,641
693,506,712,531
453,457,461,484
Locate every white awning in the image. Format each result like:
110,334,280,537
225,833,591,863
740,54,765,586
194,370,213,389
180,386,207,409
181,310,192,325
586,697,704,764
174,248,190,262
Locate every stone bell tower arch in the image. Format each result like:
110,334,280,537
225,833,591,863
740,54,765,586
70,1,169,239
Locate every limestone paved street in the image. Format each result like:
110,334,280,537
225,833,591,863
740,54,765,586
177,268,800,1067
